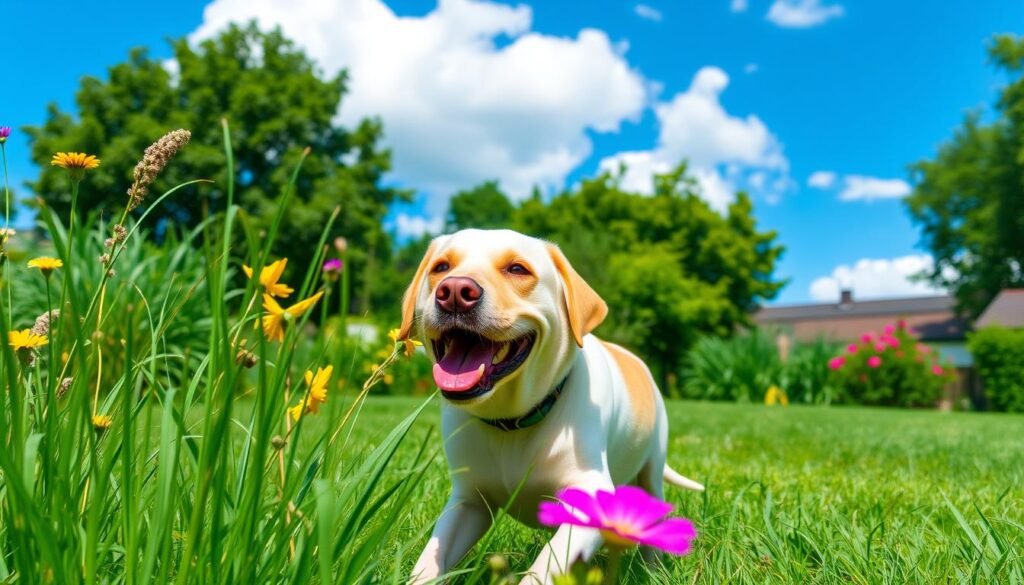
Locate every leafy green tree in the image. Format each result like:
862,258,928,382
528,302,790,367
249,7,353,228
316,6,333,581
445,180,514,231
24,23,407,314
515,164,785,389
906,34,1024,316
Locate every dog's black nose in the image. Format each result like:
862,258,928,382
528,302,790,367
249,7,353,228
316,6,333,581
435,277,483,314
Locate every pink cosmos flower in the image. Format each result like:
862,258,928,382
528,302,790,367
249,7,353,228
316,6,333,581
860,333,874,344
867,356,882,369
884,324,895,335
887,337,900,348
846,343,859,354
874,342,887,353
932,365,944,376
828,356,845,370
538,486,696,555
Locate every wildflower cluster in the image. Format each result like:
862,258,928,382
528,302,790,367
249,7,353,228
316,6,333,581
828,321,954,407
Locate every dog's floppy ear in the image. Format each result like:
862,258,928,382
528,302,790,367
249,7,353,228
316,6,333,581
547,243,608,347
398,239,439,341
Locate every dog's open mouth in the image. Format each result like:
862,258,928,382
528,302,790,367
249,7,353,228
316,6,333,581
431,329,536,400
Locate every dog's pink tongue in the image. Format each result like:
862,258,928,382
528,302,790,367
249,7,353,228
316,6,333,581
433,337,496,392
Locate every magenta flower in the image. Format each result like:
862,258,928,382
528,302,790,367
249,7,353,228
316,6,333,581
932,364,944,376
538,486,696,555
846,343,858,354
883,324,895,335
0,126,10,143
874,342,887,353
867,356,882,368
828,356,845,370
323,258,343,273
860,333,874,344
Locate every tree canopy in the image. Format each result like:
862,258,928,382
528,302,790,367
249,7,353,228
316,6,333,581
25,23,407,314
905,34,1024,317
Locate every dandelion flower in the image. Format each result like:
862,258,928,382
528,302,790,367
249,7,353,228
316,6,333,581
27,256,63,277
9,329,48,351
288,365,333,421
243,258,294,298
388,328,422,357
764,385,788,406
261,291,324,342
51,152,101,180
538,486,697,555
92,414,113,431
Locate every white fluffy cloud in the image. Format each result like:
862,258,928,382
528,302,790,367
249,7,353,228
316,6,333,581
634,4,663,21
599,66,788,212
807,170,836,189
731,0,748,13
839,175,912,201
191,0,647,208
809,254,948,301
394,214,444,239
766,0,844,28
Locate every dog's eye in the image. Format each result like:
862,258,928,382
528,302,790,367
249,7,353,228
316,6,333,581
506,263,530,276
432,261,450,274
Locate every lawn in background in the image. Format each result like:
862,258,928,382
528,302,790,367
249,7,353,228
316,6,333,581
346,397,1024,583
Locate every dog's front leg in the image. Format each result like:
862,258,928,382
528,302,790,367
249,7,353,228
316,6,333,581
409,494,491,584
522,523,604,585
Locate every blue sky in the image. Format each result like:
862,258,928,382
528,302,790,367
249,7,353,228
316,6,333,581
4,0,1022,304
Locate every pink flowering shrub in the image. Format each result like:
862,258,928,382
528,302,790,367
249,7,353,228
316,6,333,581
828,320,954,407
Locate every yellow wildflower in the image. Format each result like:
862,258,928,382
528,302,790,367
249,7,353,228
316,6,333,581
51,152,101,179
92,414,113,431
261,291,324,342
242,258,294,298
27,256,63,277
388,328,423,358
764,385,789,407
288,365,333,422
9,329,48,351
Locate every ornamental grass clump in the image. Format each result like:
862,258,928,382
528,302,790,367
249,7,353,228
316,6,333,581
828,321,954,407
0,121,434,585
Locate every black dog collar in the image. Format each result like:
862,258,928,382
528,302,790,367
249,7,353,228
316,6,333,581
478,374,570,432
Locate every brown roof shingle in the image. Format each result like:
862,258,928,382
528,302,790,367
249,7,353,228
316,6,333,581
976,289,1024,329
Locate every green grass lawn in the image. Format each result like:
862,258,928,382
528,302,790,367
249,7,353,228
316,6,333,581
344,396,1024,584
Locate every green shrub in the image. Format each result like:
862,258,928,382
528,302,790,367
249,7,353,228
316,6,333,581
967,326,1024,412
827,321,952,407
781,338,842,405
683,329,781,401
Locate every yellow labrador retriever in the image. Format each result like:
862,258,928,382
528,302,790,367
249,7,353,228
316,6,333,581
399,229,702,584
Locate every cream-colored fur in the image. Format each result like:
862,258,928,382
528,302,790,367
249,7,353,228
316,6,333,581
401,229,702,585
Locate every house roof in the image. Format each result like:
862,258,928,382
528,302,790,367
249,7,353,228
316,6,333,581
755,294,970,342
976,289,1024,329
757,294,957,322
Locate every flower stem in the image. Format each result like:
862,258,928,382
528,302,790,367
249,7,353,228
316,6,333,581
603,548,624,585
2,143,12,324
